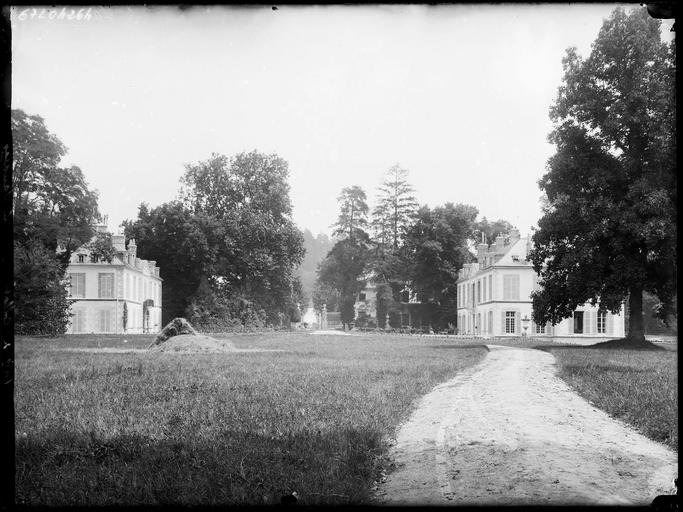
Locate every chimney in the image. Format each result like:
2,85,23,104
509,228,520,244
112,234,126,252
128,238,137,258
495,234,506,254
477,243,488,263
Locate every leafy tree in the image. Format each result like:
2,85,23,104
123,201,220,324
122,301,128,332
528,7,676,343
85,231,116,263
180,151,292,220
317,239,368,329
404,203,478,329
12,109,100,334
13,110,99,266
472,217,514,246
14,244,72,336
331,186,370,242
405,203,478,303
127,150,304,327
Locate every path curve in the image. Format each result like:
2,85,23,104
375,345,677,505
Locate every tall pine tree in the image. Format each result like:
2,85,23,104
370,164,419,327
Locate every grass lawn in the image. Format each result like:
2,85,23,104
14,332,487,506
541,341,678,451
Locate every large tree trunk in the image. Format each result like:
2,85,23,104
626,285,646,343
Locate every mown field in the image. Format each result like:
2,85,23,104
14,332,487,506
543,342,678,452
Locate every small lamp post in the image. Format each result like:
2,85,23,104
521,314,530,338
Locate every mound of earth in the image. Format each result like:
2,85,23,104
150,318,198,347
148,334,237,353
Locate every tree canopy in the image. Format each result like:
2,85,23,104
331,186,370,243
12,109,101,335
317,239,368,329
528,7,676,343
472,217,514,246
315,185,370,328
405,203,478,304
369,165,419,327
125,151,305,328
371,164,419,251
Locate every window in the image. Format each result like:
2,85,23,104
90,254,99,263
503,275,520,300
69,273,86,298
477,313,481,333
489,275,493,300
477,280,481,304
98,273,114,298
72,309,85,333
488,311,493,333
78,254,85,263
535,322,546,334
472,283,476,305
597,311,607,334
505,311,516,334
482,277,486,302
99,309,112,332
573,311,584,334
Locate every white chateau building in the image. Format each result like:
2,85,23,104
456,229,625,342
65,220,163,334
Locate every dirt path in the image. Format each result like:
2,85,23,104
375,345,677,506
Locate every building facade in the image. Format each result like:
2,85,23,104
456,229,625,342
65,223,163,334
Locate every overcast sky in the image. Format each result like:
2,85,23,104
11,4,674,238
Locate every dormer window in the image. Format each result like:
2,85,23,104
78,254,85,263
511,255,520,262
90,255,99,263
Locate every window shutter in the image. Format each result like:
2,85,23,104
501,311,506,334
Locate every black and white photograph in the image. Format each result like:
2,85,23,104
8,3,677,506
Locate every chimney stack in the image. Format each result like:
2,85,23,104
495,234,506,254
477,243,488,263
128,238,137,258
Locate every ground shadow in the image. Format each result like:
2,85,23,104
533,338,669,352
427,344,490,352
15,425,384,506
